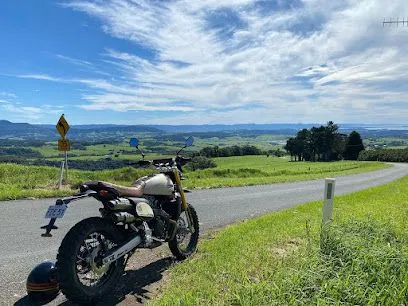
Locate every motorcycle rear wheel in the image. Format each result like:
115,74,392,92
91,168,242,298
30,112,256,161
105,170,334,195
56,217,126,304
169,204,199,260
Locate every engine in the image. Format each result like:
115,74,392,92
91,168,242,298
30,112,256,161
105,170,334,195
101,195,178,241
146,196,177,240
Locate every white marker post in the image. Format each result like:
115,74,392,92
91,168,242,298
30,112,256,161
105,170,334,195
322,178,336,224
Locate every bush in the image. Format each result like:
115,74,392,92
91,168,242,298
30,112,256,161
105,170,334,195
186,156,217,171
197,145,263,158
358,147,408,162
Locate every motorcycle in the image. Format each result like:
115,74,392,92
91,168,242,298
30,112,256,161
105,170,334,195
40,136,199,304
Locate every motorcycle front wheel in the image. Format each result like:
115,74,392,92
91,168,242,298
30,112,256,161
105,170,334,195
169,204,200,260
56,217,126,304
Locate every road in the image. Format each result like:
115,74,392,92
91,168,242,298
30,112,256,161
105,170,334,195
2,163,408,305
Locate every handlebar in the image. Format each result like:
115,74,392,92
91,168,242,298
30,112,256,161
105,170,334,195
129,156,191,169
152,156,191,166
152,158,174,165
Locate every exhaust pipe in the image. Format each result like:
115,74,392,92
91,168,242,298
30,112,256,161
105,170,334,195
112,212,136,223
107,198,133,210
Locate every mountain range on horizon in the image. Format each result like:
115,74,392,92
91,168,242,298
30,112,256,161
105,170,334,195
1,120,408,141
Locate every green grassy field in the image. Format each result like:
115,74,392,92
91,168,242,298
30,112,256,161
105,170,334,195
0,164,155,200
185,156,388,188
32,142,142,159
23,132,289,161
152,176,408,305
0,157,387,200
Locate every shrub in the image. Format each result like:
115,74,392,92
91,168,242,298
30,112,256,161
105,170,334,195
186,156,217,171
358,147,408,162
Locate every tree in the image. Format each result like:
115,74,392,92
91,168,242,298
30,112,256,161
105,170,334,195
344,131,364,160
296,129,310,161
284,121,344,162
284,137,303,161
323,121,339,161
332,133,347,160
284,137,296,161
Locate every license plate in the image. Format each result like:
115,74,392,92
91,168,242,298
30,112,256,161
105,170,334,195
45,205,67,219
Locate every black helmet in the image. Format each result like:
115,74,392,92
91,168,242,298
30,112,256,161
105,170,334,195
26,261,60,304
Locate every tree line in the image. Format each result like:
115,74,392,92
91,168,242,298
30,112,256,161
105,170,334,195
0,147,42,158
358,148,408,162
284,122,365,161
197,145,263,157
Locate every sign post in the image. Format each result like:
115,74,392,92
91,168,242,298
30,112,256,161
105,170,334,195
322,178,336,224
58,161,65,189
56,114,70,186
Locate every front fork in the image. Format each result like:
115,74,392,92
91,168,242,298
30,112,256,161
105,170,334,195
173,168,195,233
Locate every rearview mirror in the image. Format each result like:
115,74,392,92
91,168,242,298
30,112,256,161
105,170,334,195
185,136,194,147
129,138,139,147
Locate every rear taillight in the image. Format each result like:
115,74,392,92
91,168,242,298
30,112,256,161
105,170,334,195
99,190,109,197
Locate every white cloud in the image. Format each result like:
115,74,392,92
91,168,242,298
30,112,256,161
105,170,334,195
0,100,65,120
0,92,17,99
1,103,43,120
17,74,65,82
55,54,93,68
56,0,408,123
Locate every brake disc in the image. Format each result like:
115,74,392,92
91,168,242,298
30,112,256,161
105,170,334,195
88,246,110,276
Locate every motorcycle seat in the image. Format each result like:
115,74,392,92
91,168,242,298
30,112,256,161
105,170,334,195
100,181,146,197
82,181,145,197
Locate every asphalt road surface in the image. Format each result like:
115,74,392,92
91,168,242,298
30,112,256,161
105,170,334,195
2,163,408,305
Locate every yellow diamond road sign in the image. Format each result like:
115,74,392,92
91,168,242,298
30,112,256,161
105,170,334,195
56,115,70,138
58,139,71,152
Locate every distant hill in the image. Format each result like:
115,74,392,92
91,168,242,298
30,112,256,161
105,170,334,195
1,120,408,141
0,120,52,139
148,124,320,133
0,120,161,140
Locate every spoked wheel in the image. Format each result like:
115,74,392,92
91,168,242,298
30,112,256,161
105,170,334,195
56,217,126,304
76,232,117,287
169,204,199,260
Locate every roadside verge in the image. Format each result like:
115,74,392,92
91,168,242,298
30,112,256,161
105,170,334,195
151,175,408,305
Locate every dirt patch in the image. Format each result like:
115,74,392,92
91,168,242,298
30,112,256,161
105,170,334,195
269,238,303,258
116,247,173,305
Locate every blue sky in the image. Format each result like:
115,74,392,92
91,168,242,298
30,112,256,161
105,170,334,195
0,0,407,125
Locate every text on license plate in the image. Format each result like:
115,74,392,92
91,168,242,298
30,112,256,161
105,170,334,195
45,205,67,219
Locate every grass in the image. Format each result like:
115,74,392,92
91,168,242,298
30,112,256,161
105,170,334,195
184,156,388,188
0,157,387,201
32,142,140,158
0,163,155,200
152,175,408,305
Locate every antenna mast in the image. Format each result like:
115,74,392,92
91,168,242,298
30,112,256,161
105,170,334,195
383,17,408,27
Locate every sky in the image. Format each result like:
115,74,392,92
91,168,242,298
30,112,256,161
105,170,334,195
0,0,407,125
